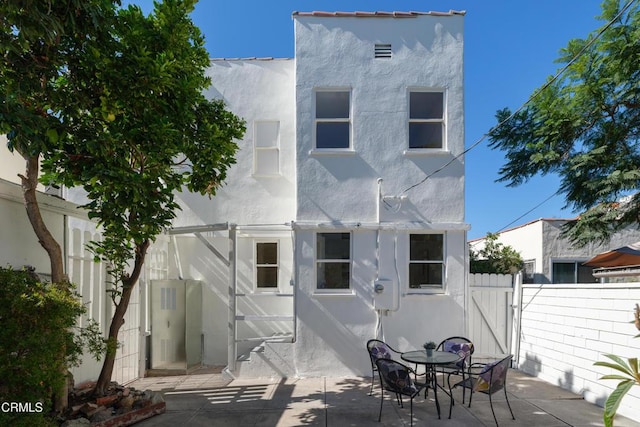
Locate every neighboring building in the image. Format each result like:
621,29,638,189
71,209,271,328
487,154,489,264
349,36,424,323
470,218,640,284
163,10,468,377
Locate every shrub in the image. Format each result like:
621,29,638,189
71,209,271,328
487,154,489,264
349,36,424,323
0,267,100,426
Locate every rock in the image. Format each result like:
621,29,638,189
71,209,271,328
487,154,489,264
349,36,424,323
150,392,164,405
122,387,130,397
119,395,135,409
90,407,113,423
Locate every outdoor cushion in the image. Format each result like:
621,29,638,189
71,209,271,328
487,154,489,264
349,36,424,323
378,360,419,395
443,340,472,367
474,359,505,392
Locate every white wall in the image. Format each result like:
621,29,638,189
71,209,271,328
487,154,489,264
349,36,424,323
294,14,465,223
517,283,640,423
289,13,467,377
175,59,296,228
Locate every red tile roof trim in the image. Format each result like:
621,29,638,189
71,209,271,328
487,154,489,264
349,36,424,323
292,10,466,18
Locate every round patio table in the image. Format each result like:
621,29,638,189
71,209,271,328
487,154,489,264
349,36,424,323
401,350,461,419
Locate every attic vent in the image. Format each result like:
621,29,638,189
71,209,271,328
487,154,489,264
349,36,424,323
375,44,392,58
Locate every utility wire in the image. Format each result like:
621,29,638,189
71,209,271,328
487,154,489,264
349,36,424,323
496,191,560,233
400,0,638,197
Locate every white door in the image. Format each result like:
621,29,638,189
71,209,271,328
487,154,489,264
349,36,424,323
151,280,186,368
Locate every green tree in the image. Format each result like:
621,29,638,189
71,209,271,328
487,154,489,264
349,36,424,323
0,0,118,411
488,0,640,247
470,232,523,274
1,0,245,400
488,2,640,425
42,0,245,395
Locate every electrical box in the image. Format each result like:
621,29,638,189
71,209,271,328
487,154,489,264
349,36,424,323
373,279,397,310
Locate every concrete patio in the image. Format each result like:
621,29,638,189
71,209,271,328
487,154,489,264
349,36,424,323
129,368,640,426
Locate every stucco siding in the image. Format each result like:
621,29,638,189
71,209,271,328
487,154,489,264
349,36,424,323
294,15,465,224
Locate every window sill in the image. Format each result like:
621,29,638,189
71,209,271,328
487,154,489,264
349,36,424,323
403,149,449,156
252,173,281,178
313,289,356,297
309,149,357,156
405,289,446,295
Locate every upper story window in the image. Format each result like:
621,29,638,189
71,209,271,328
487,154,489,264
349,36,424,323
315,90,350,149
409,233,444,291
256,242,278,290
254,121,280,176
316,232,351,290
551,260,597,284
409,90,445,150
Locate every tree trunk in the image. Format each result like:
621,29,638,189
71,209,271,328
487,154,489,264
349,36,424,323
20,155,66,284
94,240,150,395
20,154,69,412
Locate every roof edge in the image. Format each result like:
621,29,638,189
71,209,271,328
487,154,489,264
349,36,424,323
292,10,466,18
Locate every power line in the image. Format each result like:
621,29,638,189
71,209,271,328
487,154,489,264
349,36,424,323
496,191,560,233
400,0,638,197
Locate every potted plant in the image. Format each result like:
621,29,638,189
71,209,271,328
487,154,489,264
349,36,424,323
423,341,436,357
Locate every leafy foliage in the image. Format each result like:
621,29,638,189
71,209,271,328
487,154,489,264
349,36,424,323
594,304,640,427
1,0,245,396
488,0,640,247
470,233,523,274
0,268,103,426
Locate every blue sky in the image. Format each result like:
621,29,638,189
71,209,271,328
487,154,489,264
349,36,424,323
128,0,607,239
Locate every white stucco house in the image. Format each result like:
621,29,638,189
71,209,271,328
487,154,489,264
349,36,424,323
1,9,469,381
470,218,640,284
159,9,469,378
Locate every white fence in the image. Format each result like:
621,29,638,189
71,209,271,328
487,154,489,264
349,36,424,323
516,283,640,422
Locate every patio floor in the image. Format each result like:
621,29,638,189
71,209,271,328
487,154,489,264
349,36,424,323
129,368,640,426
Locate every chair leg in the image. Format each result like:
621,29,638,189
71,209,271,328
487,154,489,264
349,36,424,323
410,397,414,427
378,390,384,422
489,391,499,427
369,371,375,395
504,386,515,420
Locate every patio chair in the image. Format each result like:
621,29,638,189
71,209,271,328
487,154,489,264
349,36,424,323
375,358,426,427
366,339,402,395
436,336,474,402
449,354,515,426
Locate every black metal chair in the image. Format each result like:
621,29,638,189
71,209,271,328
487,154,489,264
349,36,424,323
375,358,426,427
449,354,515,426
366,339,402,395
436,336,474,402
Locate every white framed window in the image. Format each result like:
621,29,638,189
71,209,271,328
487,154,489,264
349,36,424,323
408,90,445,150
254,121,280,176
314,90,351,150
551,260,597,284
256,241,279,290
409,233,445,291
316,232,351,290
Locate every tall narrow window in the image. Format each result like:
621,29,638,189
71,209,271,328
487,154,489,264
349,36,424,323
316,233,351,289
409,91,444,149
315,91,350,149
409,234,444,290
254,121,280,175
256,242,278,289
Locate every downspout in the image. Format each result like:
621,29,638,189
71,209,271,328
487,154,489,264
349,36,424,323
375,179,383,339
227,224,238,372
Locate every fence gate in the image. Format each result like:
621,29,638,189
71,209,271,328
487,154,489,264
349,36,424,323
468,273,514,358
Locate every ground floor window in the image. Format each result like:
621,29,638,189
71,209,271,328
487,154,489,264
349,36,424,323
316,232,351,290
409,233,444,290
256,242,278,289
551,260,597,284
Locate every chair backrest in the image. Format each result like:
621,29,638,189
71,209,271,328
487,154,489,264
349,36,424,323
375,358,419,398
367,339,395,366
438,336,474,369
473,355,513,394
